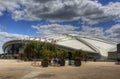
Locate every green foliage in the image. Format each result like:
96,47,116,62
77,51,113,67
24,41,40,60
41,50,50,58
24,41,70,61
57,49,68,59
24,41,57,60
73,50,86,59
24,41,86,61
42,42,57,52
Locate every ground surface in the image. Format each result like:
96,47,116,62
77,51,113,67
0,59,120,79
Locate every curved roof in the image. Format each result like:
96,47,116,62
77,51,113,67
2,34,117,58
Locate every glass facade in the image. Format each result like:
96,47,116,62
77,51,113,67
4,43,23,59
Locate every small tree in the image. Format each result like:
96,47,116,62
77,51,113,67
41,49,51,61
41,49,52,67
73,50,85,59
24,41,35,61
56,49,68,66
73,50,86,66
57,49,68,59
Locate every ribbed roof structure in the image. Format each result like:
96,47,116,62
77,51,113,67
2,34,117,59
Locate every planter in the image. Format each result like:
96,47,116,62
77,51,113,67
41,61,48,67
59,59,65,66
74,59,81,66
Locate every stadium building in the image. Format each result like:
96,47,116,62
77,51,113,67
2,34,117,60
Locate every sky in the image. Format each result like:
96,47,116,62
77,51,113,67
0,0,120,53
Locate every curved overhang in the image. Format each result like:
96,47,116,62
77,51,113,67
2,40,30,53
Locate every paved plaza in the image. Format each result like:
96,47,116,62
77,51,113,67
0,59,120,79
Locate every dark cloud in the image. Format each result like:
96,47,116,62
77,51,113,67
34,0,54,3
0,0,120,24
17,0,120,24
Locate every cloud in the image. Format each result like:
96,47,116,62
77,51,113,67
32,24,79,35
0,0,120,24
0,0,20,16
0,0,120,42
32,23,105,38
12,0,103,22
82,2,120,24
106,24,120,42
80,26,104,37
0,32,28,40
0,25,28,40
34,0,55,3
10,0,120,24
80,25,120,42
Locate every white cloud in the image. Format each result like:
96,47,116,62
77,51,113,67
80,24,120,42
80,26,104,37
106,24,120,42
32,23,105,38
32,24,79,35
0,0,21,16
0,32,28,40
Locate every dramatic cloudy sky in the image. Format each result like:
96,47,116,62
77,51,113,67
0,0,120,53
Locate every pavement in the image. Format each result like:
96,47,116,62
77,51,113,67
0,59,120,79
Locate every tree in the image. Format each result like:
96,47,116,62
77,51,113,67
57,49,68,59
24,41,58,60
73,50,85,59
73,50,86,66
56,49,68,66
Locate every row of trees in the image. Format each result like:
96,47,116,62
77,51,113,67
23,41,87,66
24,41,68,61
24,41,86,60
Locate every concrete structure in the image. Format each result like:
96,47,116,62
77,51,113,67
2,34,117,60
